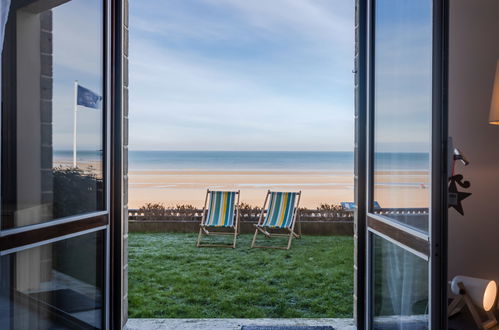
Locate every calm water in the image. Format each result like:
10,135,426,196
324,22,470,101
127,151,429,171
129,151,352,171
54,150,102,162
53,150,429,171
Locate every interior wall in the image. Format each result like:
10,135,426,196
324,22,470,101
448,0,499,308
16,10,42,222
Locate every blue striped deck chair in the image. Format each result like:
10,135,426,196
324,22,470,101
251,190,302,250
197,190,241,248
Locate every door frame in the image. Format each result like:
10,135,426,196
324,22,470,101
356,0,449,328
109,0,127,328
354,0,368,327
429,1,448,328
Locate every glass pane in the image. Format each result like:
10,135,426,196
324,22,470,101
373,0,432,233
0,230,105,329
372,234,429,329
1,0,104,229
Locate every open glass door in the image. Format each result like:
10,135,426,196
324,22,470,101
365,0,447,329
0,0,113,329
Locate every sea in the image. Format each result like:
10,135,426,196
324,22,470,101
54,150,430,172
128,150,429,172
51,150,431,207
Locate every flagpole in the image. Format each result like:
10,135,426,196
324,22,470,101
73,80,78,167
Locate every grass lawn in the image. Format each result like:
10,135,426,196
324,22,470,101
128,233,353,318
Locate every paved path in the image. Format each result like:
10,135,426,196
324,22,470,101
125,318,356,330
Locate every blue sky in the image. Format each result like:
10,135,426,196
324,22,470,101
374,0,432,153
52,0,103,152
129,0,354,151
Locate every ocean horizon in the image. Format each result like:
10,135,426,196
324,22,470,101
80,150,433,208
54,150,430,172
129,150,429,172
129,151,354,171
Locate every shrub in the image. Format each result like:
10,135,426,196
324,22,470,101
239,202,261,213
174,204,196,211
316,203,342,212
138,203,167,218
53,166,103,218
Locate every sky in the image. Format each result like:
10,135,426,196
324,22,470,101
374,0,432,153
129,0,355,151
52,0,103,152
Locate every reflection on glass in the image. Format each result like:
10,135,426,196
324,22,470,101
2,0,104,229
0,231,104,329
372,234,429,329
373,0,432,233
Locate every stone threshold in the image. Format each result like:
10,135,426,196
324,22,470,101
125,318,355,330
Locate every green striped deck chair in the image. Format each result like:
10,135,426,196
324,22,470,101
251,190,302,250
197,190,241,248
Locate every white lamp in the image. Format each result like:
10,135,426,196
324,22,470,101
489,60,499,125
449,275,498,329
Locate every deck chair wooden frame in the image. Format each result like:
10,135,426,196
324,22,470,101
251,190,302,250
197,189,241,248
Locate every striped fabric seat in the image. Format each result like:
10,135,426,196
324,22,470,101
261,192,298,228
204,191,237,227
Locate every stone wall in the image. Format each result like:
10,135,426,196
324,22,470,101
39,10,53,208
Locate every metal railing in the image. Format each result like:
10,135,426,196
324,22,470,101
128,207,428,222
128,208,354,221
374,208,429,216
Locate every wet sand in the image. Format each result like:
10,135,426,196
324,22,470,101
128,170,430,209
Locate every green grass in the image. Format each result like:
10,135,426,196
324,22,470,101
128,233,354,318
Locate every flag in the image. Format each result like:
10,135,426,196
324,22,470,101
77,84,102,109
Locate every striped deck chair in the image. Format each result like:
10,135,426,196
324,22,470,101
251,190,302,250
197,190,241,248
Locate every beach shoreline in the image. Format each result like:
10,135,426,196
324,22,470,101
128,169,429,209
53,151,431,209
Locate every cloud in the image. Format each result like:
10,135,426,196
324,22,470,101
132,0,353,46
52,0,103,75
49,0,104,151
202,0,353,44
129,0,354,151
372,12,434,152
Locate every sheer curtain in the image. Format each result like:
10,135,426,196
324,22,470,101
379,237,429,329
0,0,8,46
0,0,10,96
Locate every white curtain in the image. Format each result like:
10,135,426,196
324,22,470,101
379,239,429,329
0,0,10,97
0,0,8,46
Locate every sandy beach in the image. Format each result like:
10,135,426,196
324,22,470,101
56,160,104,178
128,169,430,209
58,151,430,209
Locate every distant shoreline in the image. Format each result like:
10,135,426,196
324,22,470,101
128,169,428,209
51,150,430,209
